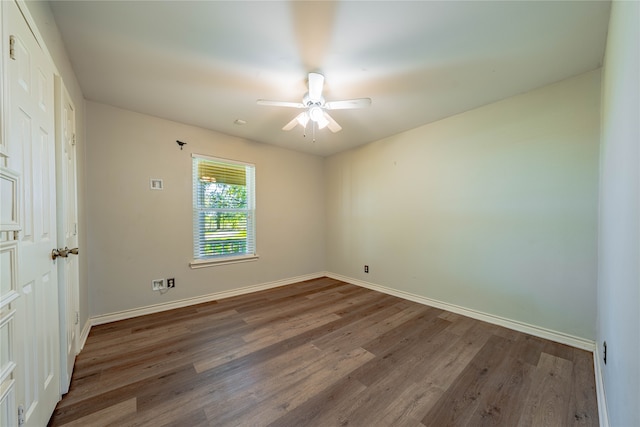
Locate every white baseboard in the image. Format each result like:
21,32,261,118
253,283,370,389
82,271,605,422
326,272,596,352
90,272,326,326
593,346,610,427
78,318,91,351
90,271,597,351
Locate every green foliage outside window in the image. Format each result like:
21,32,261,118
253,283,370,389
199,182,248,256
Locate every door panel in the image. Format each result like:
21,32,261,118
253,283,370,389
4,1,61,426
17,109,33,241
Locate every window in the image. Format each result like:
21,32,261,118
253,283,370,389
191,154,256,267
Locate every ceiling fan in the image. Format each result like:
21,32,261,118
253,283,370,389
257,72,371,134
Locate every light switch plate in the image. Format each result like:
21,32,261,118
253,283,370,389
150,178,164,190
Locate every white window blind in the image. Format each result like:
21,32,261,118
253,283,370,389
192,154,256,262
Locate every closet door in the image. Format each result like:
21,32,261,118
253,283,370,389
3,1,61,425
55,79,79,395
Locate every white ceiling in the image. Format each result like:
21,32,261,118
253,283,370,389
49,1,611,157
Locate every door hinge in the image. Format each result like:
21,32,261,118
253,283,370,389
9,35,16,60
17,404,25,425
75,311,80,325
72,133,77,146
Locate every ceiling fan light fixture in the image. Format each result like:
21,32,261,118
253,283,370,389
309,106,324,122
308,106,329,129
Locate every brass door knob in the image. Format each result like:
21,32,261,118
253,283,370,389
52,248,69,260
51,247,79,260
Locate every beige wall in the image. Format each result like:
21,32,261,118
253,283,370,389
25,0,608,350
325,70,601,340
597,1,640,425
85,101,325,316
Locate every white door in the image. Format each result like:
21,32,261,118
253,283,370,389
4,1,61,426
55,79,79,394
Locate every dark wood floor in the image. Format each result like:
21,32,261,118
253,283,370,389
49,277,598,427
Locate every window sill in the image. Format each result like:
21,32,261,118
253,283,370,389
190,254,259,269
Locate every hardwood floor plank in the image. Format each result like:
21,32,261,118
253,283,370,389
242,311,341,343
438,312,478,336
206,346,376,426
517,352,575,427
349,318,456,389
360,306,445,356
77,325,191,364
265,374,368,427
465,336,537,426
377,381,445,427
342,362,444,426
568,348,599,426
193,312,340,373
159,409,209,427
111,363,258,427
49,278,599,427
421,334,515,426
50,364,198,424
310,299,417,351
242,286,376,325
407,322,494,391
57,397,136,427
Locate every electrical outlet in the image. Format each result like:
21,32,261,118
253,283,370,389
364,265,369,273
151,279,166,291
167,278,175,288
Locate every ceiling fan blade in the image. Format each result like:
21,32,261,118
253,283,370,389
257,99,305,108
324,112,342,133
282,116,299,131
325,98,372,110
308,72,324,102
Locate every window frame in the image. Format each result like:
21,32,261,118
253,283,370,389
190,154,258,269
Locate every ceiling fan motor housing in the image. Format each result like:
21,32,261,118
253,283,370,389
303,93,325,107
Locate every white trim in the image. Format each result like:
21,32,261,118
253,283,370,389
0,378,15,406
0,309,16,385
90,272,325,326
593,346,610,427
89,271,598,350
192,152,255,168
0,167,21,231
78,318,91,352
0,241,19,309
190,254,259,269
326,272,596,351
